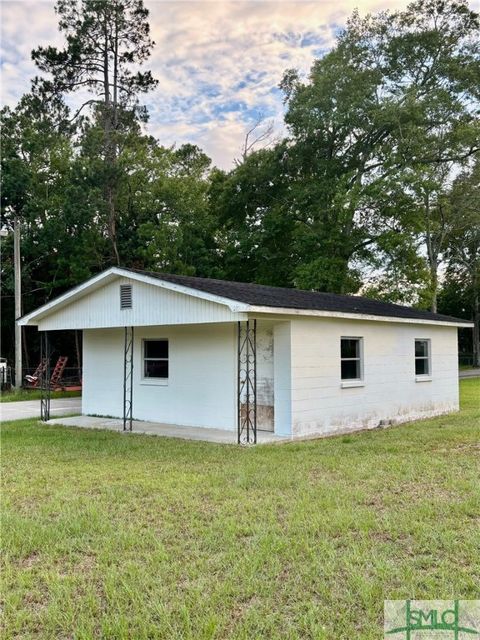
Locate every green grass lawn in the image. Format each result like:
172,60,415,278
0,389,81,403
2,380,479,639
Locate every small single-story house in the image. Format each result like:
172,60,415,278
19,267,472,443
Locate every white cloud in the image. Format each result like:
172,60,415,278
2,0,479,168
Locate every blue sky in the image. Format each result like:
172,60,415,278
2,0,479,168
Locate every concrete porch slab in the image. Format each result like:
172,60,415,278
46,415,288,445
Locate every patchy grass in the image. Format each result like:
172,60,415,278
1,380,479,639
0,389,81,403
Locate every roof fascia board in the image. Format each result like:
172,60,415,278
247,306,473,328
117,269,250,311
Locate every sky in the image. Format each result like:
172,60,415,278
1,0,479,169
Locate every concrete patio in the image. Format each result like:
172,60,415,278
47,415,288,445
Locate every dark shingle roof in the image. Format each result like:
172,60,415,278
124,268,468,324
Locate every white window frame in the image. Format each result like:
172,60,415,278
141,338,169,386
415,338,432,381
340,336,364,388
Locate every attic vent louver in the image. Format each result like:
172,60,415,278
120,284,132,309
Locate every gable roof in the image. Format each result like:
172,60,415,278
18,266,472,327
123,268,468,325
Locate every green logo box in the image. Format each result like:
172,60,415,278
384,600,480,639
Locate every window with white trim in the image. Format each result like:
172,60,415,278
143,340,169,379
415,339,431,376
341,337,363,380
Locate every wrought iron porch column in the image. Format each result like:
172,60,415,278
123,326,134,431
237,319,257,444
40,331,51,421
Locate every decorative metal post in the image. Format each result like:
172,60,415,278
237,319,257,444
123,326,134,431
40,331,51,421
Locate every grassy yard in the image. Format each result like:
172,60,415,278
0,389,81,403
1,380,479,639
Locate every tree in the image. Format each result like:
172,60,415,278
445,160,480,366
0,98,102,366
277,0,479,292
211,145,299,287
32,0,158,263
389,164,456,312
117,140,220,276
235,116,276,166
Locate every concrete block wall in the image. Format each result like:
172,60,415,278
289,317,459,437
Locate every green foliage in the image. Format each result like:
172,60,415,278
442,160,480,364
214,0,479,294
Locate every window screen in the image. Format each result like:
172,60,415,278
341,337,363,380
120,284,132,309
144,340,169,379
415,339,431,376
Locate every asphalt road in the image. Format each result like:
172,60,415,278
0,397,82,422
459,368,480,379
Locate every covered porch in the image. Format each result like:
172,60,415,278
35,317,292,445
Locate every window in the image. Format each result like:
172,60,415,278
341,337,363,380
415,339,431,376
120,284,132,309
143,340,168,379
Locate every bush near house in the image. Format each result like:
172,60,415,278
1,379,479,640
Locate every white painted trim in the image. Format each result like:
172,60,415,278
341,380,365,388
247,307,473,328
340,335,364,384
415,376,432,383
18,267,250,326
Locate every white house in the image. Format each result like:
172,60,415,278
18,267,471,443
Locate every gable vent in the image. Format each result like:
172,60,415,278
120,284,132,309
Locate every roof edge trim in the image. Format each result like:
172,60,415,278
18,267,250,326
247,305,474,327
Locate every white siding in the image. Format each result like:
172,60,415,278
37,277,243,330
289,317,459,437
83,323,237,430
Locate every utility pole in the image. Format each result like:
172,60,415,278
14,218,22,389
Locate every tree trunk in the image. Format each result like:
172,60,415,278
429,263,438,314
102,9,120,265
473,288,480,368
108,186,120,265
424,193,439,313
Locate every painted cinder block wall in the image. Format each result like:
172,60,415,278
82,321,279,432
288,317,460,437
82,316,460,438
83,324,238,430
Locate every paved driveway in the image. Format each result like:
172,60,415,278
0,397,82,422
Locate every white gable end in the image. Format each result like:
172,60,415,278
34,276,246,330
